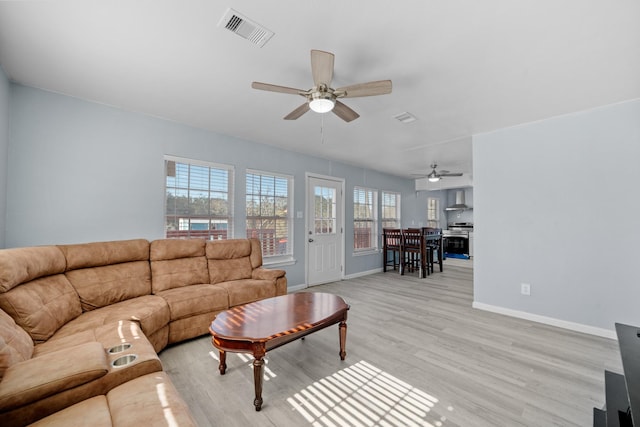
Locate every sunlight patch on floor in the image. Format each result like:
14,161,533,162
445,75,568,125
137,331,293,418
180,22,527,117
287,360,453,427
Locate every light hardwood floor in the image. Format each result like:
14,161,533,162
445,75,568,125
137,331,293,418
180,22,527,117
159,264,621,427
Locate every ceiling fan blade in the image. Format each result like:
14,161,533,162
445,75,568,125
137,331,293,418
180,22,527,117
284,103,310,120
336,80,392,98
332,100,360,122
439,172,463,177
311,50,334,87
252,82,304,95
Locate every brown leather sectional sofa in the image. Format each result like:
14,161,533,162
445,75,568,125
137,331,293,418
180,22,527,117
0,237,287,426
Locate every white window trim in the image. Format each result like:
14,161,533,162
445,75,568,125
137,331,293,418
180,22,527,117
245,168,294,262
164,155,234,240
353,186,379,252
381,190,401,229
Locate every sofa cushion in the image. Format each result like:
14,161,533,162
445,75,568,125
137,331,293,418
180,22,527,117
214,279,277,307
0,342,108,411
52,295,170,340
34,320,151,359
27,396,112,427
150,238,208,292
58,239,149,270
249,238,263,269
65,261,151,311
0,310,34,380
206,239,254,283
150,238,205,261
0,274,82,343
157,284,228,321
107,372,197,427
0,246,66,293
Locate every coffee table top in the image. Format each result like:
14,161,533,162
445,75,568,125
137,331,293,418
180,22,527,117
210,292,349,345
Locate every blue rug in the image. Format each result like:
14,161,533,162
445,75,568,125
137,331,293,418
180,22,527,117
445,253,470,259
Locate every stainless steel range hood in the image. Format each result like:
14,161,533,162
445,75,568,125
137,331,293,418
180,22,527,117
445,190,472,211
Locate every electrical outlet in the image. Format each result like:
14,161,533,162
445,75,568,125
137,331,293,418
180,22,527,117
521,283,531,296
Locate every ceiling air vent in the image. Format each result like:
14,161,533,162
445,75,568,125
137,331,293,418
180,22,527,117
218,8,274,48
393,112,417,123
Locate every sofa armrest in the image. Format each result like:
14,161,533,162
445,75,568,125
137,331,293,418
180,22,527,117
251,268,286,281
0,342,108,411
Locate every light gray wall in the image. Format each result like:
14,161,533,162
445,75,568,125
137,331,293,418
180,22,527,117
473,99,640,332
7,84,424,287
0,66,9,249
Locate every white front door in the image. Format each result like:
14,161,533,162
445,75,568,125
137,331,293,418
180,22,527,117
306,175,344,286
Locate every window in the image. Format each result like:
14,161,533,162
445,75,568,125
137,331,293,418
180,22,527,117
427,197,440,228
381,191,401,228
164,156,233,240
353,186,378,251
246,170,293,259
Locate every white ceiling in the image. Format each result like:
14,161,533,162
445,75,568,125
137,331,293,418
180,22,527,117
1,1,638,179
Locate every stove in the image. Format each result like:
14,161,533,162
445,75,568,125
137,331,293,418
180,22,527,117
443,223,473,257
443,222,474,237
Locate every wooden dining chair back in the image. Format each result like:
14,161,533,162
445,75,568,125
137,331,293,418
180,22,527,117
382,228,403,272
422,227,443,274
402,228,424,276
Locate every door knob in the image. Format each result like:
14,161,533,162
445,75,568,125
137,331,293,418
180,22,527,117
308,238,314,242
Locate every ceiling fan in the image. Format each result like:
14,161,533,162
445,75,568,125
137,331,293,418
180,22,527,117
414,163,463,182
251,49,392,122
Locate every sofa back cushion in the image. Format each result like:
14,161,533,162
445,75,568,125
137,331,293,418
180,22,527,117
249,238,263,269
0,274,82,343
59,240,151,311
150,239,209,293
0,309,34,380
0,246,66,293
65,262,151,311
206,239,253,284
59,239,149,270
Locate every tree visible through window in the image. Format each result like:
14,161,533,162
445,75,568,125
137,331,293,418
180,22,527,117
246,170,293,258
164,157,233,240
382,191,401,228
353,187,378,251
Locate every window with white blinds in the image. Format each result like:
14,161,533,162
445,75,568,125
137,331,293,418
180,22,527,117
164,156,234,240
246,170,293,259
427,197,440,228
381,191,401,228
353,186,378,251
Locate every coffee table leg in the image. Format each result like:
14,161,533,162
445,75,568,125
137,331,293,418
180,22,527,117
339,320,347,360
253,356,264,411
218,350,227,375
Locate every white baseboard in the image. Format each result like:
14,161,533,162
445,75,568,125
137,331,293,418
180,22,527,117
472,301,617,340
344,268,382,280
287,283,308,292
287,268,381,292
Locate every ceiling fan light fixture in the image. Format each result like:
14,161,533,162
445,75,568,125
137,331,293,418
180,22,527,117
309,92,335,113
427,171,440,182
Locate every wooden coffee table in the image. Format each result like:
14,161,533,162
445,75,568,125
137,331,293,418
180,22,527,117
209,292,349,411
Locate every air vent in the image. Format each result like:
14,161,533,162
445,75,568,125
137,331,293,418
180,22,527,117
393,112,417,123
218,8,274,47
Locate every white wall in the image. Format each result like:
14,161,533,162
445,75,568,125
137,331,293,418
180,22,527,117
0,66,9,248
6,84,424,286
473,99,640,334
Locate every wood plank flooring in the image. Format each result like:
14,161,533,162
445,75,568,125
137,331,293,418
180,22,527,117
159,264,621,426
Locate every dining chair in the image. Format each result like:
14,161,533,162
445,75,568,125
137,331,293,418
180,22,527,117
422,227,443,274
402,228,426,277
382,228,403,273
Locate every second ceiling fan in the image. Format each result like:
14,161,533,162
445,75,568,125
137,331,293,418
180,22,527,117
415,163,463,182
251,49,392,122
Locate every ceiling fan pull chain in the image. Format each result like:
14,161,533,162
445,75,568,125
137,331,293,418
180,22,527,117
321,114,325,144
